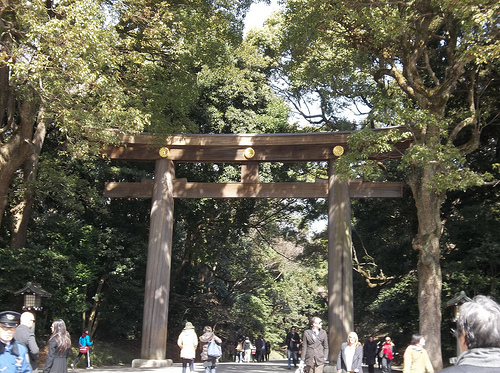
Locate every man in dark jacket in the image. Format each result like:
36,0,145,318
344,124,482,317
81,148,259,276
14,312,39,372
301,317,328,373
364,336,378,373
285,326,301,369
439,295,500,373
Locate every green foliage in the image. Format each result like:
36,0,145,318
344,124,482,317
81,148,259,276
1,1,499,368
7,0,148,156
335,128,413,181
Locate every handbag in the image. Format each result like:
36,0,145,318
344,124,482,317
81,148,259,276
207,339,222,358
79,346,89,353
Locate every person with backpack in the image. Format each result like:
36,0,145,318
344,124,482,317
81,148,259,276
70,329,93,369
199,326,222,373
242,337,253,363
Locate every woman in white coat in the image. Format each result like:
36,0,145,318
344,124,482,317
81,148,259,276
337,331,364,373
178,322,198,373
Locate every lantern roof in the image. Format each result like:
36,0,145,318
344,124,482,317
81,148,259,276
14,282,52,298
446,291,472,307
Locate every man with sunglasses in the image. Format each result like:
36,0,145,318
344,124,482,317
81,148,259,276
439,295,500,372
302,317,329,373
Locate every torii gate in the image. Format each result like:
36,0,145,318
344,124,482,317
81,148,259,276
103,128,410,366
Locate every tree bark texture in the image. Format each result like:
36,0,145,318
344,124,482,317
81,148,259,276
10,110,48,248
408,162,446,371
0,99,39,228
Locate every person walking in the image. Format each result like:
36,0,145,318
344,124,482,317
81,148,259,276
235,338,243,362
285,326,301,369
71,329,93,369
265,340,271,361
363,336,378,373
255,335,265,362
403,334,433,373
199,326,222,373
242,337,252,363
15,312,39,372
43,319,71,373
380,336,395,373
0,311,31,373
302,317,329,373
337,331,364,373
178,322,198,373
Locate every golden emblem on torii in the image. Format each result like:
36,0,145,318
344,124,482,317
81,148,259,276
159,147,170,158
244,147,255,159
332,146,344,157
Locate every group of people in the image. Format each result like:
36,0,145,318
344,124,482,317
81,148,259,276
177,321,275,373
177,322,223,373
341,294,500,373
3,294,499,373
361,335,396,373
285,294,500,373
0,311,93,373
231,336,271,363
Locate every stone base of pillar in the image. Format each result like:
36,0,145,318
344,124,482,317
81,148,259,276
323,364,337,373
131,359,173,368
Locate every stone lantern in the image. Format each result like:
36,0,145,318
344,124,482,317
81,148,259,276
446,291,472,363
14,282,52,311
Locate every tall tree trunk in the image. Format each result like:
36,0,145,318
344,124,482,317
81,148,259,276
87,278,104,339
408,161,445,371
0,100,39,227
10,109,48,248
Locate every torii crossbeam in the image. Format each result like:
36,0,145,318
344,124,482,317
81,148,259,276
102,128,411,366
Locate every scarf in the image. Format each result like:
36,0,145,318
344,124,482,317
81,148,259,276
383,342,393,360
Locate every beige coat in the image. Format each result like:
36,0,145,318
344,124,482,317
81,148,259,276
178,328,198,360
403,345,434,373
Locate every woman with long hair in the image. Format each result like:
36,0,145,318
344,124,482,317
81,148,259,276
43,319,71,373
337,331,364,373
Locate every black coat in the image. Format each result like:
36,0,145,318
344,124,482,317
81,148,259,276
363,340,378,365
43,338,68,373
285,332,301,351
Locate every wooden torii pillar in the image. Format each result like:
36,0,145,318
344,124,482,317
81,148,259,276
103,129,410,365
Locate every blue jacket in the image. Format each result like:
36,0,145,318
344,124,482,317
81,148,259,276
78,334,94,347
79,334,93,347
0,339,32,373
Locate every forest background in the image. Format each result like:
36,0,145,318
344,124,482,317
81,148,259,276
0,0,499,369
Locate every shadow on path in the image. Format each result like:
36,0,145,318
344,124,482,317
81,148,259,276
67,360,402,373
